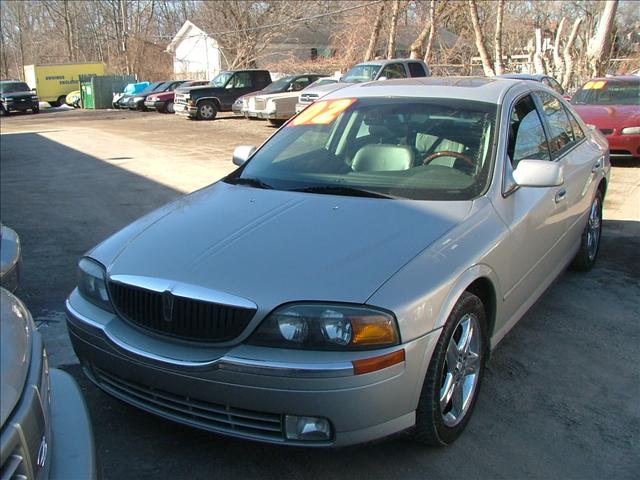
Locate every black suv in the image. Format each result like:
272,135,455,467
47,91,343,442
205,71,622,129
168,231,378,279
0,81,39,115
174,70,271,120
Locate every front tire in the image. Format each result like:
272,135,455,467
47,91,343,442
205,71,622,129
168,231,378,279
570,188,603,272
32,106,39,114
413,292,487,446
165,101,175,114
196,100,217,120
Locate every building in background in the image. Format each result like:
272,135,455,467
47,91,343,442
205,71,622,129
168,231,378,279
166,21,221,80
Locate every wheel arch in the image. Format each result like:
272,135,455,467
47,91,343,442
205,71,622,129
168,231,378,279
196,96,222,110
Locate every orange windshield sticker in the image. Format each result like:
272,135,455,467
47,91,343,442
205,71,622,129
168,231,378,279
592,80,606,90
290,98,356,126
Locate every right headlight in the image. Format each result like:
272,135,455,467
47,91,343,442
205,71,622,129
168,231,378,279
621,126,640,135
77,257,113,312
248,303,400,350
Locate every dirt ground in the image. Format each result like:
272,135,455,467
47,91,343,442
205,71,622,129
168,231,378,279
1,108,638,480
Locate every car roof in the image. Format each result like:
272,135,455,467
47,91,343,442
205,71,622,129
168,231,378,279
323,77,526,104
356,59,425,66
498,73,547,81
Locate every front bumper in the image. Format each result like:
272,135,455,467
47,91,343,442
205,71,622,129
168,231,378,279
175,103,197,118
144,99,158,110
65,289,439,446
605,133,640,159
2,99,37,112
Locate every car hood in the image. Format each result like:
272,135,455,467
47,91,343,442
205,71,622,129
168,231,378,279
1,91,33,100
255,91,298,101
0,289,32,427
148,91,174,101
175,85,221,94
572,104,640,128
92,182,472,310
301,82,350,98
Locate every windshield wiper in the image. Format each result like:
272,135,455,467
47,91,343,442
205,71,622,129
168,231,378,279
226,177,274,189
289,185,395,199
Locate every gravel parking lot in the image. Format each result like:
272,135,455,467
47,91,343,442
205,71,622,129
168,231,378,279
1,108,638,479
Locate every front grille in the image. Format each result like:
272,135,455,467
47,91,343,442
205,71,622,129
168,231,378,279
254,98,266,111
174,93,189,105
93,366,285,442
108,282,256,342
0,446,27,480
599,128,614,135
299,93,318,104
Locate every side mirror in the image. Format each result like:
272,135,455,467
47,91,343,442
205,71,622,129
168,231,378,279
232,145,257,166
377,76,388,81
512,159,564,187
31,88,37,94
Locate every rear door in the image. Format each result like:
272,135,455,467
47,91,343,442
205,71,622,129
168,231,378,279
534,90,602,249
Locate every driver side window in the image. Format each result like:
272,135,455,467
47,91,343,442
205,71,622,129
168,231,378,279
508,95,551,167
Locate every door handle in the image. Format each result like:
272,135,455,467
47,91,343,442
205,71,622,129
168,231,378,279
592,159,602,172
554,189,567,203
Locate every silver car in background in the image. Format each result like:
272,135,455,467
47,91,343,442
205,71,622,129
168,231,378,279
66,77,608,447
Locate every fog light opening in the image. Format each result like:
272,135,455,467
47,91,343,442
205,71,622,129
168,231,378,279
284,415,332,441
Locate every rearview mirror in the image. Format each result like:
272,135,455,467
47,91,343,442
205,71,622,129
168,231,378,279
512,159,564,187
232,145,257,166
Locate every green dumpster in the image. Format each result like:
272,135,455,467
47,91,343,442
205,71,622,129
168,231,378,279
79,74,136,109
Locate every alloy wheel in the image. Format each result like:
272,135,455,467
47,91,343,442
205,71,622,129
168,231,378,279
440,313,482,427
586,195,602,261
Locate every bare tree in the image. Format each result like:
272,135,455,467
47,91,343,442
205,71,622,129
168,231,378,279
387,0,400,59
409,0,444,62
494,0,504,74
586,0,618,76
364,1,386,61
552,17,566,80
468,0,495,76
562,17,582,89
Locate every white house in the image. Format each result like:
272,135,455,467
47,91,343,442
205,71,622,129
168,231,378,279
166,20,222,80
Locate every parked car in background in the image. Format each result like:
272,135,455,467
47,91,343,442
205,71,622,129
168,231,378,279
0,224,21,292
572,76,640,161
114,81,160,109
243,74,325,121
295,59,429,113
145,80,208,113
0,81,39,115
174,70,272,120
498,73,565,96
128,80,187,111
65,77,608,448
112,81,150,109
66,90,81,108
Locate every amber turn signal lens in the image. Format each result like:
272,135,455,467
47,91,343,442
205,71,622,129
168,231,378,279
350,316,399,346
352,349,405,375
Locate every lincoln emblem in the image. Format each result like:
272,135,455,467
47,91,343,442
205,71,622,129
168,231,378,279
162,290,174,322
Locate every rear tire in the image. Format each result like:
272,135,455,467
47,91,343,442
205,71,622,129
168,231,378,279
196,100,217,120
570,188,603,272
268,119,285,127
413,292,487,446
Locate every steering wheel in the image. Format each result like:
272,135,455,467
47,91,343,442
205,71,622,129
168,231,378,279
422,150,474,168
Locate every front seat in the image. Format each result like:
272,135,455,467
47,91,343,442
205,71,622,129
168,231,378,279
351,144,414,172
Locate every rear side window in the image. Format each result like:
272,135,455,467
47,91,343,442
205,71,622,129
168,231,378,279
508,95,551,165
566,109,586,141
408,63,427,77
379,63,407,79
536,91,575,157
231,72,253,88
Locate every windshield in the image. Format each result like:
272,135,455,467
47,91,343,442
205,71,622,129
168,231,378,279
262,76,293,93
0,82,31,93
342,65,381,83
227,97,497,200
210,72,233,88
140,82,163,94
572,80,639,105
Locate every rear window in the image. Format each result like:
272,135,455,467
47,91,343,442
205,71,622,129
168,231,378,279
572,80,639,105
408,63,427,77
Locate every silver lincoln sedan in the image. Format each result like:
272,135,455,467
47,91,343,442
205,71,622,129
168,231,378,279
65,77,609,447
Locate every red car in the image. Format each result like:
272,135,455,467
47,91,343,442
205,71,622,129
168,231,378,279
144,80,208,113
571,76,640,161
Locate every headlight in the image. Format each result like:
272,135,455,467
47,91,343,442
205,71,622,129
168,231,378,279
77,258,113,312
621,126,640,135
133,96,144,102
248,303,399,350
31,96,39,101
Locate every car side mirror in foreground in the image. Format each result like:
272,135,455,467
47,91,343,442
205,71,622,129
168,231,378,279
232,145,257,166
512,159,564,187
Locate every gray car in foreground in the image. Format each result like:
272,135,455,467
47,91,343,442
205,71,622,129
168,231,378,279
66,77,609,447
